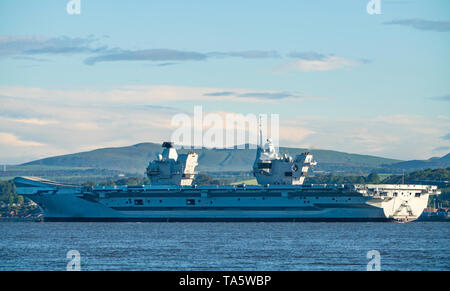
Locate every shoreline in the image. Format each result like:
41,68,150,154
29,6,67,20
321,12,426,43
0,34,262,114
0,217,40,222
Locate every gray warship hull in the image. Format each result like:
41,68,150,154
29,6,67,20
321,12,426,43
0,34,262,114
15,177,438,222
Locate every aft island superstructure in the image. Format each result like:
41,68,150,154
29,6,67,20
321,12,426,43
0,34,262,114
15,140,440,222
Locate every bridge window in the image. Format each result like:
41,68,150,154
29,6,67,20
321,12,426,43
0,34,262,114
257,163,272,169
134,199,143,206
186,199,196,206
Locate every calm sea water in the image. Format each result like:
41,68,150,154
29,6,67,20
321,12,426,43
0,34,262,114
0,222,448,271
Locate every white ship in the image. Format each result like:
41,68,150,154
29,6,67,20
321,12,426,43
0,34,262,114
15,140,440,222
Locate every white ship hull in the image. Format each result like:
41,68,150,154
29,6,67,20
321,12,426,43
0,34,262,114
15,177,438,222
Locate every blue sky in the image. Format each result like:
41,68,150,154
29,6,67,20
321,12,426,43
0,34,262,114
0,0,449,163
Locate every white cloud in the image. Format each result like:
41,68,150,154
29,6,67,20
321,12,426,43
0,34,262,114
1,117,58,125
0,132,44,147
0,85,308,104
279,56,362,72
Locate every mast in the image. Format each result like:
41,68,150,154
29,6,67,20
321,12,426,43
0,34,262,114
258,115,263,149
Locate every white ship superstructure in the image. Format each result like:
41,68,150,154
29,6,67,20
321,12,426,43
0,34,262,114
15,141,440,222
146,142,198,186
253,138,316,185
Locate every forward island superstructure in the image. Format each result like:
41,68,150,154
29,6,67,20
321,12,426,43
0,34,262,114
15,140,440,222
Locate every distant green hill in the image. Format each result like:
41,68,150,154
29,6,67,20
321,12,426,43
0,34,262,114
22,142,401,174
23,143,162,175
382,154,450,172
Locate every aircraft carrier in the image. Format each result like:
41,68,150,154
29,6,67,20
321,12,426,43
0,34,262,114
14,140,440,222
